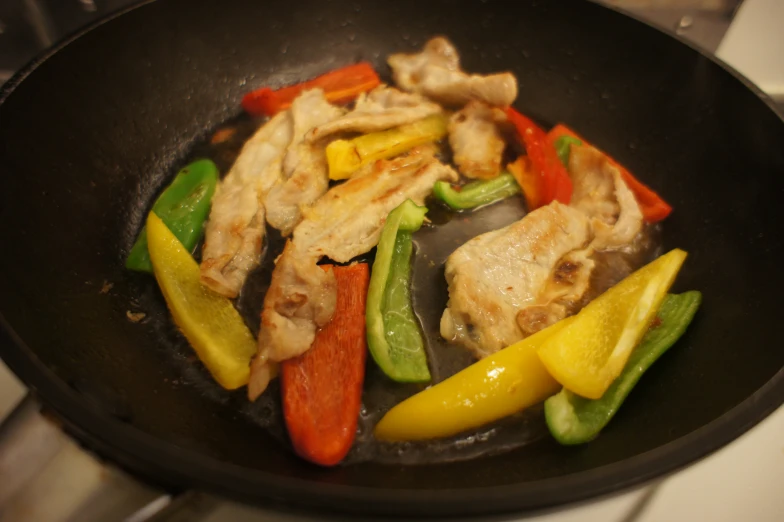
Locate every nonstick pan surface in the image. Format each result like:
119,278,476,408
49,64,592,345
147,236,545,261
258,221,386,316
0,0,783,516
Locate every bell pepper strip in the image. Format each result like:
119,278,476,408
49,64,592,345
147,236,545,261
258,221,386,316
366,200,431,383
504,108,572,209
281,263,369,466
126,159,218,273
545,291,701,445
326,115,447,180
507,156,540,210
146,213,257,390
547,124,672,223
538,248,687,399
374,317,572,442
242,62,382,116
553,135,582,167
433,172,521,210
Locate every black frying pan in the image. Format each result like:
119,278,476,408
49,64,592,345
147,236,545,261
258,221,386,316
1,0,783,517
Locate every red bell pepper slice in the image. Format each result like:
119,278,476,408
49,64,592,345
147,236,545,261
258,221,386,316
242,62,381,116
505,108,572,209
281,263,369,466
547,124,672,223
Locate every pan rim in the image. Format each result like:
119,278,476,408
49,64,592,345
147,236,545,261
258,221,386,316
587,0,784,122
2,309,782,516
1,0,783,516
0,0,156,107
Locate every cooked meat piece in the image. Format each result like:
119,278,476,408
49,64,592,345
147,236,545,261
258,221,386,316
248,242,337,401
441,147,645,355
200,111,292,298
394,36,461,80
568,145,644,251
249,146,458,400
388,36,518,107
296,146,458,261
515,248,594,337
414,67,518,108
440,202,593,358
265,89,345,236
305,86,442,142
390,37,462,93
448,101,507,179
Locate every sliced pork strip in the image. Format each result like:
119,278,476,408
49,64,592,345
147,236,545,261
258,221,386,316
296,146,458,261
200,111,292,298
448,100,507,179
568,145,644,251
248,241,337,401
388,36,517,107
305,86,442,142
249,146,458,400
265,89,345,236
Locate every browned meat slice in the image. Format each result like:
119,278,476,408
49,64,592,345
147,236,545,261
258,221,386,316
264,89,345,236
200,111,292,298
305,86,442,142
388,37,517,107
568,145,644,251
247,242,337,401
440,202,594,358
515,248,594,337
295,146,458,261
440,147,647,358
249,146,458,399
448,101,507,179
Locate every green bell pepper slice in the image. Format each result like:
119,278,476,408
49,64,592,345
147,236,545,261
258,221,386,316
553,136,582,166
433,173,520,210
126,159,218,273
366,199,431,382
545,291,702,445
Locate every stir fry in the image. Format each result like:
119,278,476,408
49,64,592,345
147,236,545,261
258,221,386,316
129,36,697,467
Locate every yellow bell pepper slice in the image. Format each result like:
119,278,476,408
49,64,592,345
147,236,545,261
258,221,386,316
146,212,257,390
326,114,447,180
374,318,573,442
538,248,687,399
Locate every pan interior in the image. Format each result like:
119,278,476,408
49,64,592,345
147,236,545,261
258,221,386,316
0,0,782,513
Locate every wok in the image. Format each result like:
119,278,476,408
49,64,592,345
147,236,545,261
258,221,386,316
0,0,783,517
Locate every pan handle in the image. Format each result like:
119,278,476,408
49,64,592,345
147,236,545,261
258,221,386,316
0,394,186,522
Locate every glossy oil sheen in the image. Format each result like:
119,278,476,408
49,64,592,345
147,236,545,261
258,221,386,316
0,0,783,516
